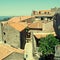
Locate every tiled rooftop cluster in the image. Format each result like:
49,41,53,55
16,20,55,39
0,8,58,60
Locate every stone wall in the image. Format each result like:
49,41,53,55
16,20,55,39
43,21,54,32
2,24,20,48
3,52,24,60
0,22,3,41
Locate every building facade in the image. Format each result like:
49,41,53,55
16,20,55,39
32,8,57,21
1,21,27,49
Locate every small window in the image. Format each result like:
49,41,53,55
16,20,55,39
39,11,41,14
26,32,31,38
3,32,6,35
41,17,44,20
48,12,49,14
4,40,6,43
44,12,46,14
1,23,3,26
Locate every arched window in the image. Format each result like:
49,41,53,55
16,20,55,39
44,12,46,14
48,12,49,14
39,11,41,14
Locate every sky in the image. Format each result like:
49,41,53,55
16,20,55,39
0,0,60,16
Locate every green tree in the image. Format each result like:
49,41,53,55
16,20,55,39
38,34,60,56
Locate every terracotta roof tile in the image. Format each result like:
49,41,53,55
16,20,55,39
0,43,24,60
8,22,27,32
8,16,32,23
8,17,20,23
34,32,56,39
28,21,42,29
39,10,51,12
20,16,32,21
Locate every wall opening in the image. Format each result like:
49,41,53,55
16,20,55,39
41,17,44,20
4,40,6,43
39,11,41,14
48,12,49,14
44,12,46,14
3,32,6,35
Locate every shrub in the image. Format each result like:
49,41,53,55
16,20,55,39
38,34,60,56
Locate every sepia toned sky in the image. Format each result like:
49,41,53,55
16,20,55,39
0,0,60,16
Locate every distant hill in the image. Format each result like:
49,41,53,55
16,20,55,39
0,16,13,21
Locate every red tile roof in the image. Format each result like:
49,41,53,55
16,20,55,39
28,21,42,29
8,22,27,32
39,10,51,12
34,32,56,39
8,16,32,23
0,43,24,60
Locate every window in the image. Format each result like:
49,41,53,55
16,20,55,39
41,17,44,20
3,32,6,35
1,23,3,26
26,32,31,38
39,11,41,14
44,12,46,14
4,40,6,43
48,12,49,14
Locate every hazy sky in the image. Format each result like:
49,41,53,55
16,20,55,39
0,0,60,16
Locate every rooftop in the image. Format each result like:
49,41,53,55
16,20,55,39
8,22,27,32
39,10,51,12
8,16,32,23
28,21,42,29
34,32,56,39
32,9,55,16
0,43,24,60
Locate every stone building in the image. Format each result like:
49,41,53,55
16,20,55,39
28,20,55,33
8,16,34,23
32,8,56,21
0,43,24,60
1,21,27,49
0,8,58,60
28,21,43,33
43,21,54,32
28,20,56,48
0,16,38,60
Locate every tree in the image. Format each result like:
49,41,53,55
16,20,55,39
38,34,60,56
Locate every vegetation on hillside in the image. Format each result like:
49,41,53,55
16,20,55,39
0,16,14,22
